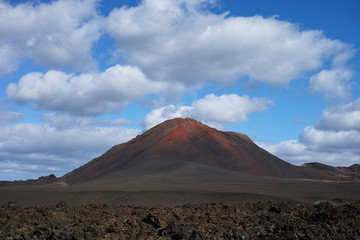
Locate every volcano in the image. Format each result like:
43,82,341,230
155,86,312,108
62,118,359,185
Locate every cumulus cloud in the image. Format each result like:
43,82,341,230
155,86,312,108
259,140,360,167
140,105,194,130
192,94,273,123
0,0,102,76
7,65,168,115
0,44,20,76
106,0,355,89
141,93,273,130
308,68,354,99
299,98,360,152
258,140,315,165
41,113,132,129
0,0,356,100
0,111,25,125
260,98,360,166
316,98,360,131
300,126,360,152
0,114,140,180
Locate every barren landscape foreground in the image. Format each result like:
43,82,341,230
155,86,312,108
1,118,360,239
1,199,360,239
1,173,360,239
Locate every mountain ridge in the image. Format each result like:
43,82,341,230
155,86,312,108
61,118,360,185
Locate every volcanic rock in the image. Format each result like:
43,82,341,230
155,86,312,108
62,118,360,184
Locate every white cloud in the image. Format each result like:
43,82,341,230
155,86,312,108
300,126,360,152
141,93,273,130
0,0,102,76
41,113,132,129
106,0,355,87
7,64,168,115
258,140,315,165
259,140,360,167
260,98,360,167
298,98,360,153
0,111,25,125
308,68,354,99
316,98,360,131
192,94,273,123
140,105,194,130
0,114,140,180
0,44,20,76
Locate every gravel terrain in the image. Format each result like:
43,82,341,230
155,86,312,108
1,199,359,239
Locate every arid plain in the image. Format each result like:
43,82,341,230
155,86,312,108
1,118,360,239
1,168,360,207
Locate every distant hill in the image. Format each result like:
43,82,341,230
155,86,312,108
0,174,58,186
337,164,360,173
61,118,360,185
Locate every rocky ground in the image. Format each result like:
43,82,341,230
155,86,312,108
1,199,360,239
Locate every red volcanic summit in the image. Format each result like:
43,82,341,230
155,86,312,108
62,118,360,184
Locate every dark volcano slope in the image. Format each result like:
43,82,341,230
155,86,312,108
62,118,358,184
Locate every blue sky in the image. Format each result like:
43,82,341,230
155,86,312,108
0,0,359,180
